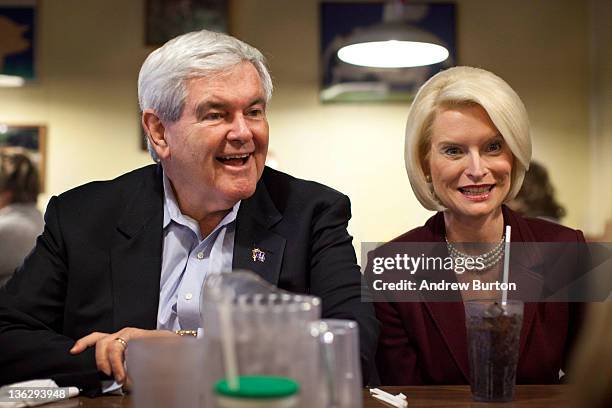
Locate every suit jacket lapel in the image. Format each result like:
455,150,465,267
420,212,470,380
503,206,540,358
110,165,164,330
425,301,470,380
233,177,285,286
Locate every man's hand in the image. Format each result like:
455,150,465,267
70,328,175,384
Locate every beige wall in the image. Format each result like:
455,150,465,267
234,0,601,248
0,0,609,258
0,0,152,197
588,0,612,235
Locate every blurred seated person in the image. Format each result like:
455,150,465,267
371,66,584,385
507,160,565,223
0,148,43,286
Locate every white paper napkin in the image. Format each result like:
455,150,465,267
0,379,79,408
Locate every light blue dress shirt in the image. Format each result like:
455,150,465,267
103,174,239,393
156,173,239,331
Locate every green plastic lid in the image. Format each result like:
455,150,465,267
214,376,299,399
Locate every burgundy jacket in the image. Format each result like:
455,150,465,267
371,206,585,385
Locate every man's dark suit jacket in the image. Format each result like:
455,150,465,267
0,164,378,393
370,206,584,385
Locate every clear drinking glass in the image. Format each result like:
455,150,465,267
309,319,362,408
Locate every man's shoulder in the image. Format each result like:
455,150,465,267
261,166,347,204
56,165,159,205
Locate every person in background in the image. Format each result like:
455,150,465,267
508,160,566,223
0,30,378,394
0,148,43,286
370,66,584,385
569,302,612,407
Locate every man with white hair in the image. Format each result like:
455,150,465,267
0,30,378,394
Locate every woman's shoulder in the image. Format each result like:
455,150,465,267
391,225,436,242
364,213,442,267
390,212,443,243
516,214,585,243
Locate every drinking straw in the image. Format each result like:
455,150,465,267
219,295,239,390
501,225,512,306
372,394,408,408
370,388,408,408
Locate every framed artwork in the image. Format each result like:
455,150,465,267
0,124,46,191
145,0,228,46
0,1,37,81
320,2,456,103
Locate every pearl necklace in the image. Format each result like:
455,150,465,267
445,235,505,273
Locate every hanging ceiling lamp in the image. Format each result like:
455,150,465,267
337,1,449,68
0,74,25,87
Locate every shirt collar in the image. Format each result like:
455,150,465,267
162,172,240,240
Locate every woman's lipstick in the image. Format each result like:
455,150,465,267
458,184,494,202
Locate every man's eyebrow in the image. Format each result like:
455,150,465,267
194,101,228,118
249,98,266,107
194,98,266,117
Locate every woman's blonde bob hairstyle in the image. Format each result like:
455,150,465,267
405,66,531,211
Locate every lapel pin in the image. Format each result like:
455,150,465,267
252,248,266,263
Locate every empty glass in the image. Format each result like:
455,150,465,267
309,319,363,408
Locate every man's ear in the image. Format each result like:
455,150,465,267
142,109,169,160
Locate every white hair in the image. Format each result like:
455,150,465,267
138,30,273,161
404,66,531,211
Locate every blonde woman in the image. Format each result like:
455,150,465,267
373,67,585,385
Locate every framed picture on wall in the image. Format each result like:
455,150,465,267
0,0,37,82
320,2,456,103
145,0,228,46
0,124,46,191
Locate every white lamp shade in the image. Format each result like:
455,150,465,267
0,75,25,87
338,40,449,68
336,23,450,68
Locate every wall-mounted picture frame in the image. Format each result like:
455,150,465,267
320,2,456,103
0,124,46,191
145,0,228,46
0,0,37,82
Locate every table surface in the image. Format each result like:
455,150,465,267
43,384,570,407
362,385,569,407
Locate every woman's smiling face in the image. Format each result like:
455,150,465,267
426,104,514,220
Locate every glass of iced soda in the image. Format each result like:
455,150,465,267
465,300,524,402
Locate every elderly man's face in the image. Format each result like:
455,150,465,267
161,62,269,213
